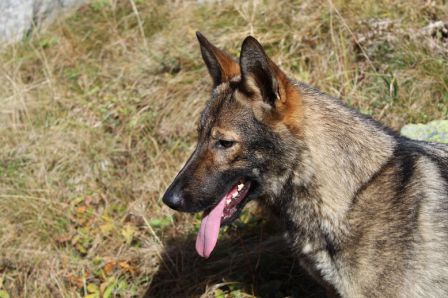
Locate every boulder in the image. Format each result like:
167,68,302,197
0,0,84,45
401,120,448,143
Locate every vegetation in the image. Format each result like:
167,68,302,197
0,0,447,297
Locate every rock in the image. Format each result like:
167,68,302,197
400,120,448,143
0,0,85,46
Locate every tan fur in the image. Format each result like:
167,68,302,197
206,43,240,82
214,51,240,82
269,59,305,136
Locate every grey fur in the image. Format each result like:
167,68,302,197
164,34,448,298
267,82,448,297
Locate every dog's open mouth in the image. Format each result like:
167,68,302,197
195,179,251,258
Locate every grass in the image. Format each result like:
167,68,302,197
0,0,447,297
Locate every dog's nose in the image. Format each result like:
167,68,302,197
162,188,184,211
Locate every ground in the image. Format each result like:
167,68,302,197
0,0,447,297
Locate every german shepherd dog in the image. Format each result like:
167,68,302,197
162,32,448,297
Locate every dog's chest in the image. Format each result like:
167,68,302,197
284,229,336,276
280,200,349,291
285,229,353,296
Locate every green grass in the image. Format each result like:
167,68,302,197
0,0,447,297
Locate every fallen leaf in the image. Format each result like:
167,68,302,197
66,274,83,288
100,222,114,235
76,206,87,213
118,261,135,274
103,261,116,276
121,224,135,245
87,283,99,294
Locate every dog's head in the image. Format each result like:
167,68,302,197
162,33,304,257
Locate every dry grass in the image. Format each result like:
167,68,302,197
0,0,447,297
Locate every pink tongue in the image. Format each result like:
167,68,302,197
195,195,227,258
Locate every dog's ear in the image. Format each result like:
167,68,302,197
196,32,240,87
239,36,303,133
239,36,290,108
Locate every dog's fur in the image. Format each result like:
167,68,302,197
162,33,448,297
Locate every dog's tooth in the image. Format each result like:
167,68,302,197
237,184,244,191
232,192,238,199
226,199,231,204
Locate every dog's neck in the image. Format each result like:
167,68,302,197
275,83,397,249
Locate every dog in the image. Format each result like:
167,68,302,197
162,32,448,297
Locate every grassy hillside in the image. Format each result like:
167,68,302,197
0,0,447,297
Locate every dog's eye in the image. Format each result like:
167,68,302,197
216,139,235,149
